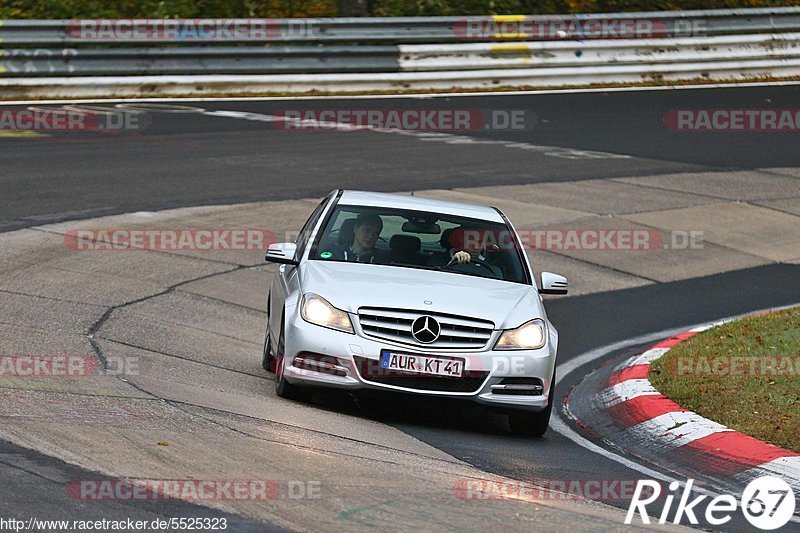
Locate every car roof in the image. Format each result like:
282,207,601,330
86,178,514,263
337,190,505,223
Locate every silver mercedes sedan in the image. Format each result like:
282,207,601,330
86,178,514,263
262,190,568,436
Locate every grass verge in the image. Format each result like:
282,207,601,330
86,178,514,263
650,307,800,453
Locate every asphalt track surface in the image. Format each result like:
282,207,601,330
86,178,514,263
2,85,800,530
0,440,270,531
2,84,800,230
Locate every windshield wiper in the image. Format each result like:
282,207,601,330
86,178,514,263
389,262,443,271
389,261,505,281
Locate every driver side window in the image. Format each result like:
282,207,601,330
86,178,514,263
294,198,329,260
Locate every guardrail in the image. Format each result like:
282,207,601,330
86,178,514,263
2,33,798,77
0,46,400,76
399,33,800,71
0,8,799,97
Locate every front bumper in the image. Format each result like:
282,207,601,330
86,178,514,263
281,315,556,412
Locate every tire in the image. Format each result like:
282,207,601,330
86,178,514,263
261,329,275,372
508,372,555,437
261,295,275,372
274,315,313,402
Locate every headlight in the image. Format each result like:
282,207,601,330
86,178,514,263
495,319,547,350
301,293,353,334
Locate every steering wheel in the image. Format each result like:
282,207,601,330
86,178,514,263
471,257,500,276
446,256,499,277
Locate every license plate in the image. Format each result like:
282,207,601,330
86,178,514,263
379,350,464,378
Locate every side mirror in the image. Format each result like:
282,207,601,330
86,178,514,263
265,242,299,265
540,272,568,295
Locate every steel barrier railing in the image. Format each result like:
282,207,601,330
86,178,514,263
0,8,798,96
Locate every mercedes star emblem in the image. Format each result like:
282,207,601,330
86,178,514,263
411,315,441,344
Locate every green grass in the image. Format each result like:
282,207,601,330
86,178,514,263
650,307,800,453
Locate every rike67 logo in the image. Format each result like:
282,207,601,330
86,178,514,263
626,477,796,530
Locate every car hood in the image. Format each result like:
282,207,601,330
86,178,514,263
299,261,543,329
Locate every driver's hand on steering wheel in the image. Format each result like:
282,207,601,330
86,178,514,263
448,250,472,265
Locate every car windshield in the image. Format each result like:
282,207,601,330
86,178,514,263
309,204,530,284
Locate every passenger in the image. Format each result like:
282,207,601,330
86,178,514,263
332,213,386,264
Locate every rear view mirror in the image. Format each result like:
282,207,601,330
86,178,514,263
265,242,299,265
401,221,441,234
540,272,568,295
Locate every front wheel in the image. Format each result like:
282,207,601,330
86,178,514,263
508,372,555,437
274,317,313,402
261,329,275,372
262,294,275,372
508,405,551,437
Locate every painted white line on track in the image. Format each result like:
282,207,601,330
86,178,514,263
551,409,734,510
1,80,799,106
10,102,631,160
550,415,689,485
555,326,688,387
556,407,799,525
734,457,800,492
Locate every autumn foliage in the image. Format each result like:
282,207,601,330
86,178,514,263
0,0,797,18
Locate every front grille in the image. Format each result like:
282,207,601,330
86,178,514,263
353,356,489,393
357,307,494,349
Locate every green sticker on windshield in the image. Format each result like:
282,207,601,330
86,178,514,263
320,251,333,259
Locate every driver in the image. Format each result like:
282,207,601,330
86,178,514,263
428,227,502,277
333,213,386,264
